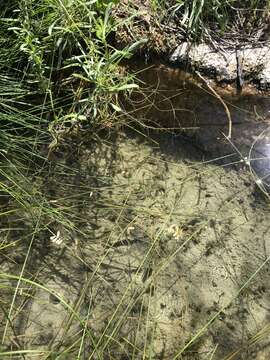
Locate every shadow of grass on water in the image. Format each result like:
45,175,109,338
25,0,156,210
1,123,270,358
1,62,270,359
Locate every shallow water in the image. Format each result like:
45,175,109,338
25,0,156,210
1,65,270,359
123,62,270,192
22,130,270,359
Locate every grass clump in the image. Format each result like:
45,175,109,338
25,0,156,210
169,0,270,41
1,0,143,126
0,0,144,227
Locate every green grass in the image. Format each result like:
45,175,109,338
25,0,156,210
0,1,270,360
0,2,145,358
0,0,144,228
1,0,144,125
165,0,270,40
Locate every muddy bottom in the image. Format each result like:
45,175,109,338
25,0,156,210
1,64,270,359
1,126,270,359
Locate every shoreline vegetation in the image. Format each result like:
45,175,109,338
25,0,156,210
1,1,270,359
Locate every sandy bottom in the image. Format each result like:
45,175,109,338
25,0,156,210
1,130,270,359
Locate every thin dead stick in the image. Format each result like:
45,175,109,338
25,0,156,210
195,71,232,138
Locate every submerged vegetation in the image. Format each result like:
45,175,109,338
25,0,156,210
0,1,270,359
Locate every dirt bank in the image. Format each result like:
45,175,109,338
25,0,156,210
113,0,270,91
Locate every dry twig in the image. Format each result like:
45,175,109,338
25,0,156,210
195,71,232,138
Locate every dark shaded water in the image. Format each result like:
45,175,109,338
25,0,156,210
123,63,270,192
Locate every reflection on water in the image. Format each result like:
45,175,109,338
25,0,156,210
250,128,270,193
